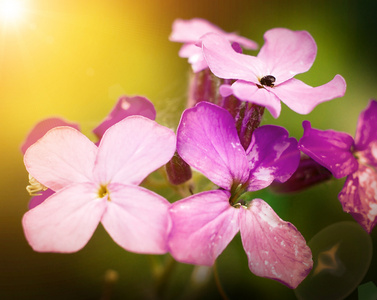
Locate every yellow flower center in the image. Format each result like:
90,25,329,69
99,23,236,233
98,184,110,201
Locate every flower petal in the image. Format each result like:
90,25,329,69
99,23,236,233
101,184,170,254
338,165,377,234
202,33,265,83
257,28,317,83
170,18,258,50
354,99,377,152
221,80,282,118
239,199,313,288
28,189,55,210
24,127,98,191
299,121,358,178
246,125,300,191
177,102,249,190
93,96,156,141
94,116,176,185
168,190,240,265
21,117,80,154
22,183,106,253
272,76,346,115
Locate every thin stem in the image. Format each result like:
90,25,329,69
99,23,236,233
153,254,177,300
213,262,230,300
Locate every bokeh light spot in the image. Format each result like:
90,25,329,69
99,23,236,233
0,0,25,23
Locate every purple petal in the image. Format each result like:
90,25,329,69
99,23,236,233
177,102,249,190
257,28,317,83
24,127,98,191
299,121,358,179
270,155,332,194
354,99,377,152
21,117,80,154
202,33,265,83
239,199,313,288
93,96,156,141
338,165,377,234
271,76,346,115
221,80,282,118
101,184,171,254
22,183,106,253
28,189,55,210
246,125,300,191
168,190,240,265
94,116,176,185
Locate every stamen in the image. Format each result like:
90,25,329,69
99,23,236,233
26,174,48,196
98,184,110,200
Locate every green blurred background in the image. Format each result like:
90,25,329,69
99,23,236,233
1,0,376,299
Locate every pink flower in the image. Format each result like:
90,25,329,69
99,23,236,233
170,18,258,72
202,28,347,118
22,116,176,253
22,95,156,209
168,102,312,288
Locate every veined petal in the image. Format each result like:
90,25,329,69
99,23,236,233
101,184,171,254
24,127,98,191
354,100,377,152
257,28,317,83
222,81,282,118
339,165,377,234
22,183,106,253
168,190,240,266
21,117,80,154
93,96,156,141
239,199,313,289
246,125,300,191
177,102,249,190
299,121,358,178
202,33,265,82
94,116,176,185
272,76,346,115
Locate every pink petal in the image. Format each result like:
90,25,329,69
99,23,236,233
338,165,377,233
170,18,258,50
272,76,346,115
24,127,98,191
22,183,106,253
202,33,265,83
168,190,240,265
257,28,317,84
221,81,282,118
94,116,176,185
101,184,171,254
239,199,313,288
179,44,209,72
93,96,156,141
177,102,249,190
21,117,80,154
354,99,377,152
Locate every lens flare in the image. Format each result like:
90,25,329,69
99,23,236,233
0,0,25,23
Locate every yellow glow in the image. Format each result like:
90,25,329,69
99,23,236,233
0,0,26,22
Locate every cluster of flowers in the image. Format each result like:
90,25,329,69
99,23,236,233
21,18,376,290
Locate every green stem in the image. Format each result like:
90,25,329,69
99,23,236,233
213,262,230,300
153,254,177,300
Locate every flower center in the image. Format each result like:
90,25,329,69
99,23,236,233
98,184,110,200
259,75,276,87
229,182,249,208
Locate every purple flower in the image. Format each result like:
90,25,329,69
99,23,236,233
23,116,176,253
168,102,312,288
170,18,258,72
201,28,346,118
298,100,377,233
